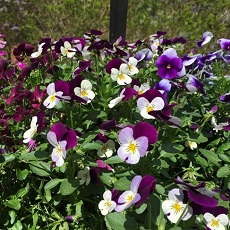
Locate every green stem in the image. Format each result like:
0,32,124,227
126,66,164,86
148,203,152,229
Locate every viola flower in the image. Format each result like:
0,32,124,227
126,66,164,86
196,31,213,48
77,167,91,185
127,57,139,75
135,48,153,62
23,116,38,143
95,139,115,158
211,117,230,132
98,190,117,215
117,122,157,164
31,42,45,58
43,81,71,108
203,213,229,230
111,63,132,85
162,188,193,223
185,141,198,150
60,41,76,58
74,79,95,103
219,93,230,103
137,89,165,119
217,38,230,51
155,48,183,79
133,81,150,95
115,175,142,212
185,74,205,95
47,122,77,167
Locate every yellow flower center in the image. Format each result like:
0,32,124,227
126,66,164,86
127,142,137,153
81,90,88,97
138,90,143,95
146,105,154,113
211,219,219,227
167,64,171,69
50,94,56,102
128,65,133,71
172,202,182,213
126,194,134,203
56,145,63,155
118,74,125,80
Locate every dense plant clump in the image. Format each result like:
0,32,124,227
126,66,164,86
0,30,230,229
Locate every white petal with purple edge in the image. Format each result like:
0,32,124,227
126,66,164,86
46,83,55,95
151,97,165,110
163,48,178,58
168,188,184,202
47,131,58,147
118,127,134,144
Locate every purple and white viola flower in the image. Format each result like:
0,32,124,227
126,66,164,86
115,175,142,212
43,81,71,109
203,213,229,230
117,122,158,164
95,139,115,158
133,81,150,95
98,190,117,215
196,31,213,48
111,63,132,85
60,41,76,58
47,122,77,167
185,74,205,95
77,167,91,185
155,48,183,79
162,188,193,223
31,42,45,58
108,88,126,108
211,117,230,132
23,116,38,143
74,79,95,103
127,57,139,75
217,38,230,52
137,89,165,119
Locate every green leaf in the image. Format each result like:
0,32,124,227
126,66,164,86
29,161,51,177
199,149,221,166
135,203,147,214
16,169,29,181
104,156,124,164
196,156,208,167
100,172,114,186
32,212,39,228
217,142,230,154
114,177,131,191
169,227,182,230
155,184,165,195
218,154,230,163
60,178,79,195
4,199,21,210
9,210,16,224
105,212,138,230
19,150,49,161
44,179,64,190
12,220,23,230
0,154,15,163
81,142,102,150
217,165,230,178
16,183,30,198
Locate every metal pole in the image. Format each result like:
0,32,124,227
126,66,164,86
109,0,128,42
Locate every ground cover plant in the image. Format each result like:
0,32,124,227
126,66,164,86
0,30,230,229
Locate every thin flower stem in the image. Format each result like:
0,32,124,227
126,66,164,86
148,203,152,229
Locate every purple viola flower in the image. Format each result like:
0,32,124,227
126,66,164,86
185,74,205,95
136,175,157,207
135,48,153,62
174,177,218,208
73,60,92,76
47,122,77,167
196,31,213,48
220,93,230,103
117,122,158,164
155,48,183,79
217,38,230,52
115,175,142,212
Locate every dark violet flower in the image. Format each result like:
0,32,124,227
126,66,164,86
99,119,118,131
106,58,123,74
13,42,34,61
136,175,157,207
117,122,158,164
185,74,205,95
73,60,92,76
156,48,183,79
220,93,230,103
217,38,230,52
196,31,213,48
47,122,77,167
174,177,218,207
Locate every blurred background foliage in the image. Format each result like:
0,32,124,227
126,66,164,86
1,0,230,58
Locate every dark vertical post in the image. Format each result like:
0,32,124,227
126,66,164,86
109,0,128,42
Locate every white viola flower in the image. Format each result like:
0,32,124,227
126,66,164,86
203,213,229,230
211,117,229,132
162,188,193,224
98,190,116,216
47,131,67,167
127,57,139,75
108,88,125,108
60,41,76,58
74,79,95,103
133,82,150,95
81,45,91,60
111,64,132,85
77,167,91,185
23,116,38,143
31,42,45,58
43,83,70,109
137,97,165,119
96,140,115,158
185,141,198,150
